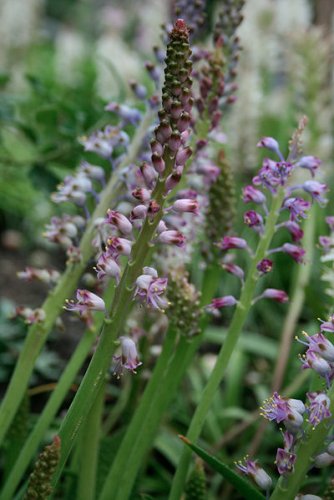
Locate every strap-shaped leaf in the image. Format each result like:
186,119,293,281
179,436,265,500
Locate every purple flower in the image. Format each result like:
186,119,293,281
301,349,332,380
302,180,328,206
257,136,283,160
236,459,272,491
95,252,121,283
253,159,293,192
261,392,305,431
297,156,321,177
217,236,248,251
307,392,331,428
319,236,332,252
260,289,289,303
298,332,334,362
283,197,311,222
244,210,263,232
326,216,334,232
134,267,169,311
105,210,133,235
112,336,142,377
242,185,266,204
78,161,105,182
105,102,142,125
172,199,199,214
79,126,129,158
44,216,79,247
283,221,304,242
158,230,186,247
222,263,245,281
15,307,46,325
320,315,334,333
281,243,305,263
51,173,92,206
65,289,106,314
207,295,238,312
275,448,296,475
256,259,273,275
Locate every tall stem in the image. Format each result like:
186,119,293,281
169,189,285,500
0,109,154,448
76,381,105,500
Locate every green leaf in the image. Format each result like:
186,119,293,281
179,436,265,500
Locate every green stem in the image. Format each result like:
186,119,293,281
0,108,154,448
51,139,181,485
99,265,222,500
0,330,96,500
76,381,105,500
270,383,334,500
168,189,286,500
99,327,179,499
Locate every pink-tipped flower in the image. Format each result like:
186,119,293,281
260,289,289,303
302,180,328,206
297,156,321,177
306,392,331,428
236,459,272,491
132,187,152,203
107,237,133,257
207,295,238,312
320,315,334,333
172,199,199,214
158,230,186,247
112,336,142,377
256,259,273,275
17,267,60,285
283,221,304,242
217,236,248,251
134,267,169,311
275,449,296,475
65,289,105,314
222,263,245,281
242,185,266,204
281,243,305,263
15,307,46,325
95,253,121,283
151,152,166,174
257,136,283,160
283,197,311,222
106,210,133,235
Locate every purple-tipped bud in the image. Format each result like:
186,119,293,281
222,263,245,281
165,169,183,192
242,185,266,204
207,295,238,311
151,152,166,174
257,259,273,274
257,136,283,159
140,162,158,187
132,188,152,203
155,122,172,144
297,156,321,177
150,139,163,156
130,80,147,100
148,200,160,215
261,289,288,303
106,210,133,235
158,230,185,247
217,236,248,251
177,112,191,132
326,216,334,232
281,243,305,263
172,199,199,214
130,204,148,221
175,146,192,166
168,132,182,152
236,459,272,491
283,221,304,242
302,180,328,206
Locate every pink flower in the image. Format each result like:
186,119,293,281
236,459,272,491
134,267,169,311
297,156,321,177
172,199,199,214
158,230,186,247
95,253,121,283
307,392,331,428
243,210,263,232
260,289,289,303
281,243,305,263
302,180,328,206
105,210,133,235
217,236,248,251
256,259,273,275
283,197,311,222
283,221,304,242
207,295,238,312
222,263,245,281
257,136,283,160
260,392,305,431
112,336,142,377
275,448,296,475
242,185,266,204
65,289,106,314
